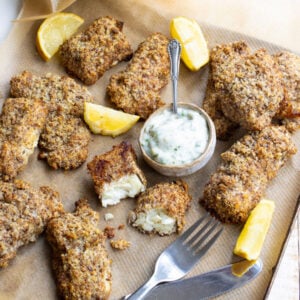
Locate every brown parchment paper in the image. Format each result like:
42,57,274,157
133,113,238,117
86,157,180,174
0,0,299,299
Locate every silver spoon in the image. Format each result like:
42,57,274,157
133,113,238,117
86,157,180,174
168,39,182,114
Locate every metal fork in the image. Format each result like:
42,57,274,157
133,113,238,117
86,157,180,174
124,214,223,300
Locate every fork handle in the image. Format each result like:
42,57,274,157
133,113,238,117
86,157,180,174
126,275,159,300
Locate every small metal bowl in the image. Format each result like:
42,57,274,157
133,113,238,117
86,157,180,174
139,102,216,177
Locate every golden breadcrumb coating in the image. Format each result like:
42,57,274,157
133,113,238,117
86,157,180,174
202,76,238,140
110,239,131,250
129,181,192,235
87,141,147,203
10,70,93,116
202,41,250,139
38,112,90,170
107,33,170,119
46,199,111,300
60,16,133,85
200,126,297,224
0,98,48,181
209,41,251,88
220,48,284,130
273,51,300,131
0,179,63,268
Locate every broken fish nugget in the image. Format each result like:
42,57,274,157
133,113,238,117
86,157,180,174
87,141,147,207
46,199,111,300
0,180,63,268
129,181,192,236
59,16,133,85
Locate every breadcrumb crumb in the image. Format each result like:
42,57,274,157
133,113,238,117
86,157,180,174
104,226,115,239
110,239,131,250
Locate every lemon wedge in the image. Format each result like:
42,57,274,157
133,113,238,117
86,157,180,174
234,199,275,261
170,16,209,71
84,102,140,137
231,260,257,277
36,12,84,61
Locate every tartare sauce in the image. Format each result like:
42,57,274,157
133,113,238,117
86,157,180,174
141,107,209,165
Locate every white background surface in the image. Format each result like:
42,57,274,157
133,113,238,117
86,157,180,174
0,0,22,42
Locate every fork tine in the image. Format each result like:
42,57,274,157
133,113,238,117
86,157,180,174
189,219,220,250
184,217,215,247
194,227,223,256
177,213,209,243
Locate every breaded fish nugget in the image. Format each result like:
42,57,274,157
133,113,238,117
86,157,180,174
0,98,48,180
38,112,90,170
129,181,191,236
10,70,93,116
202,76,238,140
202,41,250,139
220,49,284,131
107,33,170,119
204,42,300,137
60,16,133,85
87,141,146,207
46,199,111,300
273,51,300,131
200,126,296,224
0,180,63,268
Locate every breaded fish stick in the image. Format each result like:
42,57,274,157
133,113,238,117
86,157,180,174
46,199,112,300
0,180,63,268
129,181,191,236
107,33,170,119
200,126,296,224
60,16,133,85
0,98,48,180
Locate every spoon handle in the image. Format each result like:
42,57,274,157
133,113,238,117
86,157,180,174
168,39,182,114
